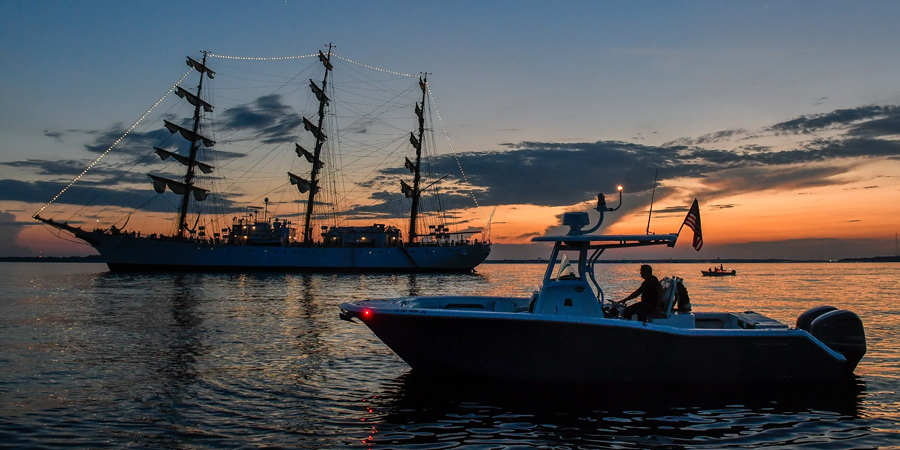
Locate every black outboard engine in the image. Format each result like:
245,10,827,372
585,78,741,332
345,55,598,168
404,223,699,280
804,308,867,374
796,305,838,332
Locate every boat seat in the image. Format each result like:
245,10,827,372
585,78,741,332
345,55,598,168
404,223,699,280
732,311,789,329
659,277,680,315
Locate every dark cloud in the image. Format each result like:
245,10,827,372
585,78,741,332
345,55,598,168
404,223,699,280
356,103,900,214
845,114,900,138
663,128,746,147
0,179,241,215
219,94,304,144
701,164,854,197
429,141,678,207
423,134,895,208
0,159,145,185
83,124,173,155
768,105,900,135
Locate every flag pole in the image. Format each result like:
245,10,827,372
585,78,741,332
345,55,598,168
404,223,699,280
646,166,658,235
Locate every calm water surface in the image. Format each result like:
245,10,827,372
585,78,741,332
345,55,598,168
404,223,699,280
1,262,898,449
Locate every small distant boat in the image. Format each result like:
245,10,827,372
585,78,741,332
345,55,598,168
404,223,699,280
340,190,866,384
702,267,736,277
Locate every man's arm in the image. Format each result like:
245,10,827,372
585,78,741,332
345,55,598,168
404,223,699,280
619,285,642,303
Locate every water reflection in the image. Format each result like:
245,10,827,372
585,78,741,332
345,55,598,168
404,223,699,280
407,273,419,297
366,372,865,448
163,275,204,387
3,263,896,449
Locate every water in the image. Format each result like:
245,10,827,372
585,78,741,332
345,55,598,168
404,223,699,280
1,262,898,449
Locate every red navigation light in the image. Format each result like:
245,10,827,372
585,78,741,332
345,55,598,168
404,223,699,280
363,309,372,319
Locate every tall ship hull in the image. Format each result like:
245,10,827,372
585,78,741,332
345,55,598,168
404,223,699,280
35,48,492,273
49,224,489,273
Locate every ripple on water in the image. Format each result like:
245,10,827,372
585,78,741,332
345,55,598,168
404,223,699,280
0,262,899,448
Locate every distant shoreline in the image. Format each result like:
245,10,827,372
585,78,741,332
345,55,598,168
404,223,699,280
3,255,897,264
0,256,106,263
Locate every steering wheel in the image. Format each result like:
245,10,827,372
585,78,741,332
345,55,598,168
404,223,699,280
602,300,626,318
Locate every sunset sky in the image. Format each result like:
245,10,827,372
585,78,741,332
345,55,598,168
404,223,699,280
2,1,900,260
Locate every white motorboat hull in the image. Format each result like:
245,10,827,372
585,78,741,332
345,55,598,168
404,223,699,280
340,299,854,384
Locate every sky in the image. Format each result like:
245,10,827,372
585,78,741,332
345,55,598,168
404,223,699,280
2,0,900,260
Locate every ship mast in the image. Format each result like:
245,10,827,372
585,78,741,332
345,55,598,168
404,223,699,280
406,74,428,244
298,45,334,244
150,53,215,238
174,52,211,237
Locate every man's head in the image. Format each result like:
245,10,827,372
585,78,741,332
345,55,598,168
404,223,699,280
640,264,652,279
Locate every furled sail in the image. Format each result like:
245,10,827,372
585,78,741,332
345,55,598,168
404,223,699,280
148,174,209,200
163,121,215,148
318,50,333,70
186,56,215,79
175,86,214,112
400,180,415,199
289,172,318,194
154,147,214,174
294,144,323,171
303,117,327,141
409,132,421,151
404,157,415,173
415,102,424,128
309,79,329,105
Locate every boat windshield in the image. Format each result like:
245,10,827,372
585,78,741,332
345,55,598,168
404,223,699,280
556,255,578,280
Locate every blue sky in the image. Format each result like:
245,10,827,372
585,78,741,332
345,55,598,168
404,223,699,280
2,1,900,259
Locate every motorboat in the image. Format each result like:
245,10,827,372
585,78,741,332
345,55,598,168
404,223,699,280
702,267,737,276
339,190,866,384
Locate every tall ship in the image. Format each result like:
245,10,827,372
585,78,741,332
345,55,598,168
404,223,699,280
34,48,491,272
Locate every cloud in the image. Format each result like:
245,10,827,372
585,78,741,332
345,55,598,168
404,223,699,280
662,128,747,147
0,211,34,257
219,94,305,144
768,105,900,135
418,135,889,208
83,124,173,155
0,159,147,185
12,100,900,241
0,179,243,215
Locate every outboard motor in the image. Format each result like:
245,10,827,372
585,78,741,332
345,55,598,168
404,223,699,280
808,309,867,374
796,305,838,332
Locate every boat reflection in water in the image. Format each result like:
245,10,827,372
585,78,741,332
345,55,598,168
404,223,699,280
362,370,865,448
341,188,867,384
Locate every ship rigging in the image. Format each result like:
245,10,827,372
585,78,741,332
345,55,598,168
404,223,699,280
33,48,491,272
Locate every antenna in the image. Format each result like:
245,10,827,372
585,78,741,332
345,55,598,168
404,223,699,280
486,206,498,240
646,166,659,235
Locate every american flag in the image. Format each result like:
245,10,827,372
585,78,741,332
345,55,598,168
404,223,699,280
683,199,702,251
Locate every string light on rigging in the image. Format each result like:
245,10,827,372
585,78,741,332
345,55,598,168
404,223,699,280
33,70,194,218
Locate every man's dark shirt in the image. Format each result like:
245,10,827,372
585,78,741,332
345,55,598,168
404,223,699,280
639,275,662,309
